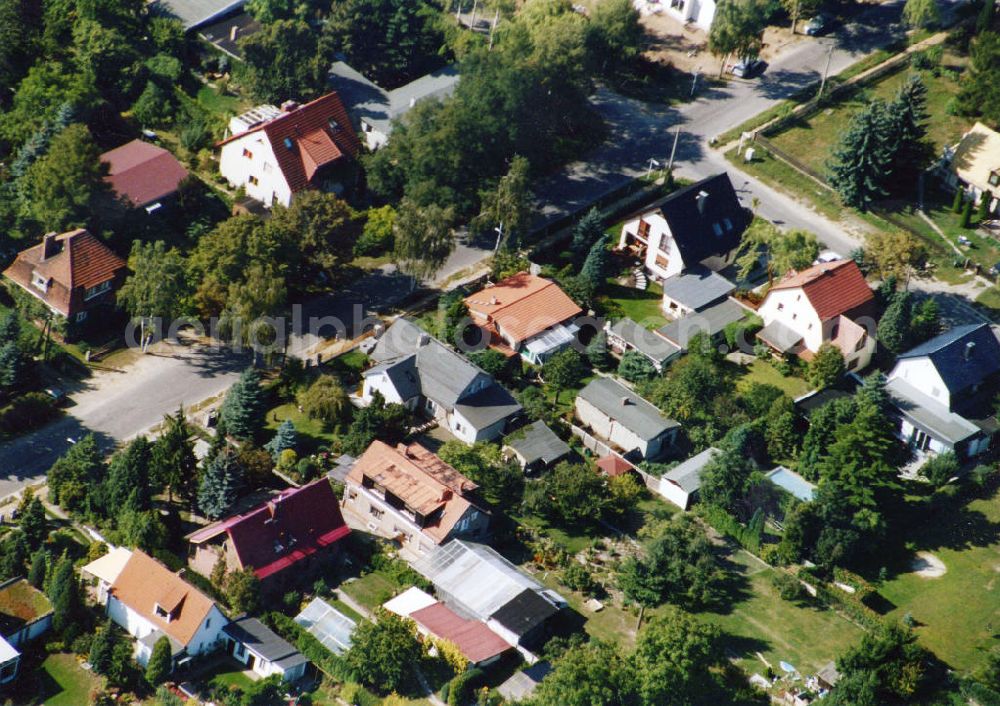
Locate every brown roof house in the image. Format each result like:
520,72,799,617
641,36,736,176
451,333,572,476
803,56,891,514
101,139,190,213
756,259,877,372
106,550,228,670
343,440,490,560
217,93,361,208
465,272,583,365
2,228,126,337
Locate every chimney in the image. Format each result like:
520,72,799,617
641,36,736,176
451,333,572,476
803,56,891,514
409,97,417,108
490,296,498,305
417,332,430,347
280,100,299,112
965,341,976,360
695,190,709,215
41,232,58,261
229,25,239,41
621,396,632,406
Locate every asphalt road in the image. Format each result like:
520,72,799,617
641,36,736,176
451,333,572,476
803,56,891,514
0,339,247,500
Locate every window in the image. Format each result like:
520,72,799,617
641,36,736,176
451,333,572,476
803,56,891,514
348,489,357,500
84,280,111,300
369,505,384,519
154,604,171,621
75,311,88,323
990,171,1000,187
637,219,651,240
855,334,866,352
712,223,723,237
723,217,733,231
796,294,801,301
807,323,813,330
206,619,211,628
31,272,48,292
242,148,253,159
248,175,259,186
777,303,784,311
454,421,464,433
792,313,797,320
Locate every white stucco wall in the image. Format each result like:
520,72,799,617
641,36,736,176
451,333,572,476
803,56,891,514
656,478,692,510
362,372,412,406
619,214,685,281
889,358,951,408
758,288,824,352
219,133,293,208
108,598,224,666
574,397,668,458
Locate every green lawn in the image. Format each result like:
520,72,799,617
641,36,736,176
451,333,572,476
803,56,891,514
39,653,100,706
265,402,337,450
976,286,1000,318
735,359,812,400
703,562,864,676
196,84,247,119
602,281,668,330
768,63,969,176
210,667,257,693
330,598,365,623
341,571,398,612
876,488,1000,673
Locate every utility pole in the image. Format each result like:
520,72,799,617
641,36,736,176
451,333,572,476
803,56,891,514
470,0,478,30
667,123,682,171
690,67,700,98
488,8,499,50
817,42,834,101
493,221,504,253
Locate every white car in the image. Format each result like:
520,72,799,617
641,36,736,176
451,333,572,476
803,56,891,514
731,58,766,78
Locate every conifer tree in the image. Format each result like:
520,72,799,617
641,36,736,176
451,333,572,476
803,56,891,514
146,635,173,685
570,208,604,254
0,311,21,346
19,496,47,549
151,407,197,502
828,101,893,210
580,235,610,289
105,437,153,514
48,553,83,640
197,449,243,520
27,549,47,588
264,420,297,461
89,619,117,675
886,75,931,194
977,0,995,34
0,341,24,390
877,291,912,353
219,368,267,439
0,533,28,580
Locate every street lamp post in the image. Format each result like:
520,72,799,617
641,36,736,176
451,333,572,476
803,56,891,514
646,158,661,180
690,67,701,98
667,123,682,171
493,221,504,253
817,41,835,101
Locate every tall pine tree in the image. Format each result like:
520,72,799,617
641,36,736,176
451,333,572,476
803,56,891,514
886,75,932,195
219,368,267,439
105,437,153,514
264,420,297,461
48,553,83,640
151,407,197,502
877,290,912,353
828,101,893,211
570,208,604,255
197,448,243,520
0,341,24,390
89,619,118,676
19,496,47,548
580,235,610,289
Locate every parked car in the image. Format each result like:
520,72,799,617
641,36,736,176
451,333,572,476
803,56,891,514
731,58,767,78
44,386,67,406
804,14,829,35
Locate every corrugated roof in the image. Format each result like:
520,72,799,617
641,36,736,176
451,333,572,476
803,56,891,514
465,273,582,346
152,0,245,28
663,447,719,493
576,377,679,441
488,588,558,637
769,259,873,322
410,602,513,664
660,266,736,312
101,140,189,207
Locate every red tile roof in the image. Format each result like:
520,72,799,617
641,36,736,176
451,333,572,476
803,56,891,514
101,139,189,207
2,229,126,317
218,93,360,193
409,602,512,664
770,259,873,322
465,273,583,346
596,454,634,478
187,478,350,581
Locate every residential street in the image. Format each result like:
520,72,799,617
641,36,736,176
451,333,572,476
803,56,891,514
0,338,247,500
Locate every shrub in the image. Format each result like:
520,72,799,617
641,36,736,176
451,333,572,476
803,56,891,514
921,451,960,487
0,393,57,434
771,571,804,601
561,562,598,596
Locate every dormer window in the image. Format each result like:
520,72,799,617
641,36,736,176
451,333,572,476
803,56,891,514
328,117,340,130
31,272,48,293
283,137,294,150
154,603,172,622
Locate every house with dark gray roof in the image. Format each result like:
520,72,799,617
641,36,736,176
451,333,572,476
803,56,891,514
616,173,751,283
886,323,1000,460
655,447,720,510
656,298,750,351
503,421,571,473
659,266,736,316
362,319,521,444
222,616,308,682
574,378,679,461
605,318,680,372
329,61,460,150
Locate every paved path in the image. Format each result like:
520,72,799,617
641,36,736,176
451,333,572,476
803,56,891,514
0,337,248,500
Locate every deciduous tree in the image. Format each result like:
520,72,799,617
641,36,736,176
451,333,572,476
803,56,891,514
808,342,846,389
117,241,190,351
618,349,657,384
297,375,349,429
345,611,422,694
237,19,325,102
393,199,457,281
902,0,940,28
542,348,585,403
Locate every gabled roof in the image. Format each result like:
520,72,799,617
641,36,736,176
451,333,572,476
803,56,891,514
503,420,571,468
607,318,681,366
596,454,634,477
109,550,220,648
656,299,748,350
101,140,189,208
951,122,1000,193
465,273,583,346
186,478,350,581
488,588,559,638
895,323,1000,395
885,377,981,445
643,173,749,266
222,616,308,671
2,229,126,317
294,598,356,655
410,602,513,664
663,446,720,494
576,377,679,441
768,259,873,322
659,266,736,312
218,93,360,193
81,547,133,586
347,441,484,542
151,0,245,28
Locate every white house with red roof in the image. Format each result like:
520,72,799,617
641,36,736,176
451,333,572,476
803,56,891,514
100,139,189,213
217,93,360,208
756,259,877,371
464,272,583,364
185,478,350,591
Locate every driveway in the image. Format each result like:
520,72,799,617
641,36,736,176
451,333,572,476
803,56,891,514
0,337,248,500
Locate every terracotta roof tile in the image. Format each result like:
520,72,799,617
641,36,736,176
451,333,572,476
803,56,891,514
218,93,360,193
109,550,219,648
101,139,189,207
409,602,512,664
347,441,483,543
770,259,873,322
2,229,126,317
596,454,634,477
465,273,582,346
